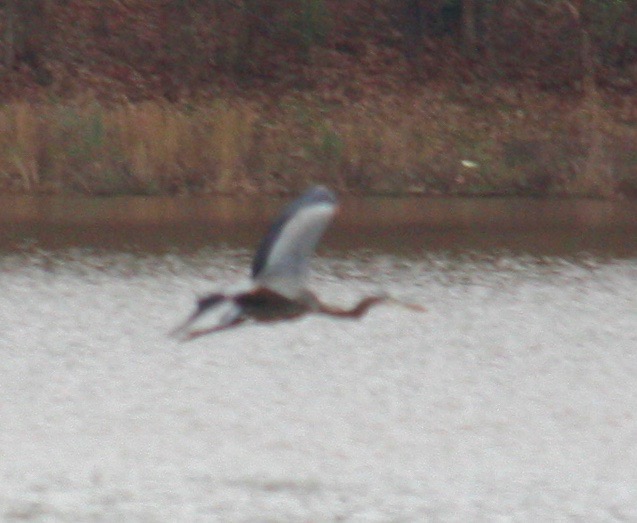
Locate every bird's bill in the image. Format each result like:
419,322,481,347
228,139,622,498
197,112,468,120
366,291,426,313
387,296,427,312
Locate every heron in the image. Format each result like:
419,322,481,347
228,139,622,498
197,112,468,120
171,185,424,340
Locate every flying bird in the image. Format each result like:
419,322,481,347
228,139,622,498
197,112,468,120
172,185,424,340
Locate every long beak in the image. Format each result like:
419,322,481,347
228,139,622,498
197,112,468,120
387,296,427,312
369,291,426,313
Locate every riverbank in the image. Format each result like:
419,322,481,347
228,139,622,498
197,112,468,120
2,2,637,199
1,86,636,199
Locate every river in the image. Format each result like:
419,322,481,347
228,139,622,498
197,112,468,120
1,195,637,520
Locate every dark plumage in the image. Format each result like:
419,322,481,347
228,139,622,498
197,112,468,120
171,186,424,340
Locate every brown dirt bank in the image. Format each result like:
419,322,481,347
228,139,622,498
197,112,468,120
1,86,636,199
2,2,637,198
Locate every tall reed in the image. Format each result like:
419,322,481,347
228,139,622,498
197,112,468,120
0,93,633,197
0,100,259,194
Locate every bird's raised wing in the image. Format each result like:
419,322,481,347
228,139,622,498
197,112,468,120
252,186,337,299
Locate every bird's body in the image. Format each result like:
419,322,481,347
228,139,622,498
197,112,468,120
172,185,423,340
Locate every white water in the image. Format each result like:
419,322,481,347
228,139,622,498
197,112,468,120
2,249,637,520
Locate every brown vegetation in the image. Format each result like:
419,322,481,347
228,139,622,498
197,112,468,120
0,1,636,198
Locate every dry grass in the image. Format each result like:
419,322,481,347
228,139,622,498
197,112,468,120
0,103,40,190
0,100,259,195
0,92,635,198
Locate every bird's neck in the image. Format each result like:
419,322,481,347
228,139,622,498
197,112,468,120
317,296,386,318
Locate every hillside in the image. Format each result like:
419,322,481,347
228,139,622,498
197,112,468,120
0,1,636,197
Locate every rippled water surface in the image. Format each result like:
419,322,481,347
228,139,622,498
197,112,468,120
2,196,637,520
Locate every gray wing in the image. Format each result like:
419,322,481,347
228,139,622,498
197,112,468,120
252,186,337,299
